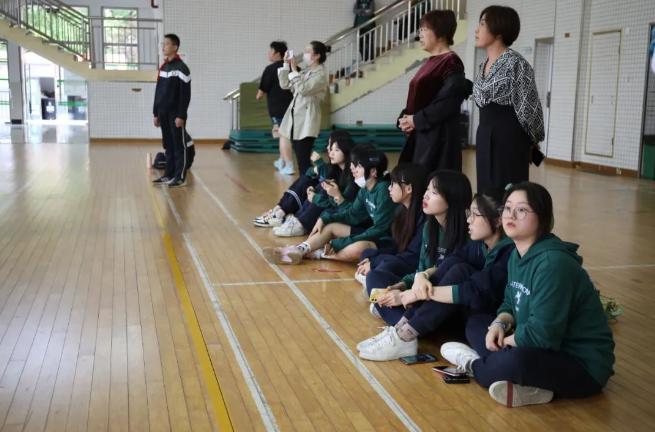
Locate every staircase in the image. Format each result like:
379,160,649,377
0,0,160,82
223,0,467,152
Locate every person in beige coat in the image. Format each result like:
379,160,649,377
278,41,329,176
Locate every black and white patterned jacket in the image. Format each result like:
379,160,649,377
473,49,545,144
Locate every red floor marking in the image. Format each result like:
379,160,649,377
225,173,251,192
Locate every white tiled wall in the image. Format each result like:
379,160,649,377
333,41,467,124
573,0,655,170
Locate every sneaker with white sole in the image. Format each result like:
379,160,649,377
273,158,283,171
355,271,367,287
369,303,381,319
488,381,554,408
280,161,296,175
358,327,417,361
253,214,284,228
440,342,481,376
262,246,303,265
273,215,306,237
356,326,393,351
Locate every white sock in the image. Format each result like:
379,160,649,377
296,242,311,254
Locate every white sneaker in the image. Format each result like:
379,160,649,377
273,215,306,237
488,381,554,408
356,326,393,351
369,303,381,319
440,342,481,376
358,327,417,361
273,158,283,171
355,271,367,287
280,161,296,175
253,214,284,228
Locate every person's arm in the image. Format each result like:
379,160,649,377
287,68,328,97
278,63,292,90
320,189,368,227
329,190,396,251
258,65,273,99
510,59,545,144
412,74,472,132
176,64,191,121
399,225,430,289
451,244,512,310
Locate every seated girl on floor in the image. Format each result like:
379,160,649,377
363,170,471,326
440,182,615,408
357,192,514,362
254,130,358,237
263,148,397,265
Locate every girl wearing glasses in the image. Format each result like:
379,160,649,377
441,182,615,408
358,191,514,362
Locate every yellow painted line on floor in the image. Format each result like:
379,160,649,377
147,182,234,432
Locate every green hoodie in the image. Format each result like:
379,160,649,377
321,180,397,251
498,234,615,386
305,159,356,209
399,223,446,289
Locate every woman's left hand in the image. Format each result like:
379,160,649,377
289,57,298,72
503,334,517,348
306,186,315,202
322,180,341,198
323,242,335,257
399,115,415,133
377,290,403,307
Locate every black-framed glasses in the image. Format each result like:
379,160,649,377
465,209,483,219
502,205,535,220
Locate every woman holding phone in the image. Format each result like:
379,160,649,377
278,41,330,176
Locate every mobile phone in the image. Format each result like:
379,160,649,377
318,176,326,183
443,374,470,384
432,365,465,377
285,50,294,60
400,354,437,365
368,288,387,303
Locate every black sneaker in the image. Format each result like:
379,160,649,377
167,178,187,188
152,176,171,185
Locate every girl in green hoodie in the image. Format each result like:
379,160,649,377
440,182,615,408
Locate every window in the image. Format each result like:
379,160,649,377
102,8,139,70
0,41,9,123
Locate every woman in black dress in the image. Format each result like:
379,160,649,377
473,6,544,196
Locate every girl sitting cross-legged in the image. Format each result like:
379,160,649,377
357,192,514,361
254,130,357,236
363,170,472,326
263,148,397,265
440,182,615,408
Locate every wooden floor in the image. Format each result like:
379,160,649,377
0,137,654,431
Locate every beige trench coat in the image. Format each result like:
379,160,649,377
277,64,328,141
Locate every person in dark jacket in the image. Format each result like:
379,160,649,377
358,192,512,362
397,10,472,173
152,33,192,188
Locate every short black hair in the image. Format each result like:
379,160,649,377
503,182,554,237
420,10,457,46
164,33,180,48
310,41,329,64
472,192,504,235
270,41,287,57
479,5,520,47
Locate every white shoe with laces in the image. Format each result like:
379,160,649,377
369,303,381,319
358,327,417,361
488,381,554,408
439,342,481,376
356,326,393,352
280,160,296,175
253,213,284,228
273,215,306,237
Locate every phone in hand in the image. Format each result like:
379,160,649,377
285,50,294,60
368,288,388,303
400,354,437,365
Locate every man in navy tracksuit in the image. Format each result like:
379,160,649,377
152,33,191,188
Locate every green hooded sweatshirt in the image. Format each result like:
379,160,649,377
498,234,615,386
321,180,397,251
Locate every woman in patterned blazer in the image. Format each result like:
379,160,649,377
473,6,544,197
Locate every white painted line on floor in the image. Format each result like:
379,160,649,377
193,173,421,432
162,190,280,432
215,278,356,287
586,264,655,270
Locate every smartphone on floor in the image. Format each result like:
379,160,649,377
433,365,470,384
399,354,437,365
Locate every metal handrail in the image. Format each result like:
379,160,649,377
222,0,462,101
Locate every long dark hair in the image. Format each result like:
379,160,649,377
427,170,472,259
325,130,355,191
390,164,428,252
